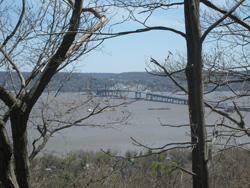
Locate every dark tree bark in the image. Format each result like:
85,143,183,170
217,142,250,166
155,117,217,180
184,0,209,187
11,109,30,188
184,8,201,188
0,123,19,188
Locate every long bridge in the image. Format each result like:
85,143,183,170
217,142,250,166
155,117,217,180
95,89,250,111
96,89,188,105
136,92,188,105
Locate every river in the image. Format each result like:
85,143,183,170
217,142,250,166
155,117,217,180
28,92,250,156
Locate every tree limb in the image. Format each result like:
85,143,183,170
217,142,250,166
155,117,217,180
0,85,17,107
66,16,107,57
2,0,25,46
107,26,186,38
148,57,188,94
67,0,103,19
201,0,250,30
204,101,250,137
201,0,246,42
26,0,84,111
0,45,26,89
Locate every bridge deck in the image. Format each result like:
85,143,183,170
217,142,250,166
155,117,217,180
97,90,188,105
96,90,250,111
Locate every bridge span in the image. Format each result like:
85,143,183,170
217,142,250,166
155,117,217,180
136,92,188,105
96,89,250,111
96,90,188,105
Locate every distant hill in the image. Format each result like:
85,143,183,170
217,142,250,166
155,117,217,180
84,72,158,81
0,71,178,92
0,71,242,92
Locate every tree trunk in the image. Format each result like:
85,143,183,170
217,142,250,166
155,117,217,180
184,7,202,188
0,123,19,188
10,108,30,188
184,0,209,187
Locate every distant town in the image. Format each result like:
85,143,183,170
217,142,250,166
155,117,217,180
0,71,241,93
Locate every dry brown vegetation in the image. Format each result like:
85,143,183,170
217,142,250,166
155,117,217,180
25,148,250,188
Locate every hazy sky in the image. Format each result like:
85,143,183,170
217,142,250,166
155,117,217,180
78,5,186,73
79,0,228,73
3,0,225,74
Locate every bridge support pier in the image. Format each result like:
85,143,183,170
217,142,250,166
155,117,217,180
135,92,142,99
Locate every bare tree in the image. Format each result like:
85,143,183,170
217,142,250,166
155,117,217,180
0,0,112,187
108,0,248,187
200,0,250,166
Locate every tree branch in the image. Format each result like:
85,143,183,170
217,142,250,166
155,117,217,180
2,0,25,46
66,16,107,57
0,45,26,89
201,0,250,30
204,101,250,137
201,0,246,42
26,1,107,114
26,0,84,110
82,7,103,19
67,0,103,19
0,85,17,107
107,26,186,38
148,57,188,94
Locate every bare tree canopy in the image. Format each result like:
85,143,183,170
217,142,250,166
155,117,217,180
1,0,250,187
0,0,109,187
106,1,250,188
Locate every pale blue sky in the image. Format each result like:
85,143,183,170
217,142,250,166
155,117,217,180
82,30,186,73
78,5,186,73
1,0,186,74
2,0,226,74
80,0,228,73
